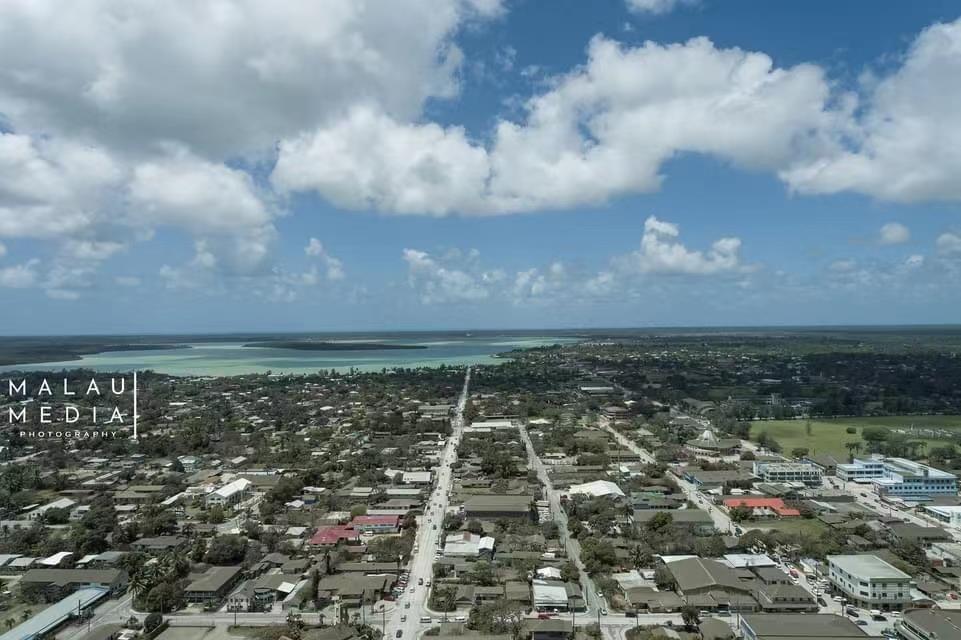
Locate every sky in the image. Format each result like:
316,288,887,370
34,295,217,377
1,0,961,334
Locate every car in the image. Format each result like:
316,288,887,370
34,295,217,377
409,588,415,593
418,578,424,585
817,597,827,607
855,620,868,627
537,614,552,620
600,608,608,615
596,591,604,597
396,631,403,638
952,593,959,600
405,602,411,609
401,616,407,622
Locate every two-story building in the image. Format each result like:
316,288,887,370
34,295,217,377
827,554,912,611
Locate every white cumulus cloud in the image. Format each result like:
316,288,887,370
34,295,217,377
879,222,910,245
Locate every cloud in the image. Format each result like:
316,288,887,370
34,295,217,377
402,248,504,303
0,242,5,258
615,215,745,275
274,35,839,215
304,238,345,281
937,232,961,255
0,0,502,158
0,260,39,288
879,222,910,245
273,106,490,216
782,18,961,202
625,0,697,15
114,276,141,287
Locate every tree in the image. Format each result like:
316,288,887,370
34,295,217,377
729,505,753,523
143,612,163,632
204,535,247,565
680,605,700,629
791,447,809,460
207,505,225,525
469,561,496,586
560,560,580,582
844,441,862,461
466,519,484,535
653,565,675,590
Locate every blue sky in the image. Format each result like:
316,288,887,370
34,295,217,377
1,0,961,334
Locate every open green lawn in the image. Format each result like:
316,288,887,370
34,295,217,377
748,519,829,537
749,415,961,460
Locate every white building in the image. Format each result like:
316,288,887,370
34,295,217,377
532,579,570,612
206,478,252,507
827,554,912,610
923,505,961,529
752,461,822,486
565,480,625,499
837,457,957,499
443,532,495,558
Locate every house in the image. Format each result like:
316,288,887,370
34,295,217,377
723,498,800,518
226,573,306,612
131,536,187,553
827,554,912,610
19,569,128,601
310,526,360,548
184,566,243,604
565,480,625,499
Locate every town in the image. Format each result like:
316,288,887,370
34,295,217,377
1,330,960,640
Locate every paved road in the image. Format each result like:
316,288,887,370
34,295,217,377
517,423,602,622
601,423,734,534
57,593,133,640
384,367,472,640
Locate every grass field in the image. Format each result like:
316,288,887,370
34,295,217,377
748,519,829,537
749,415,961,460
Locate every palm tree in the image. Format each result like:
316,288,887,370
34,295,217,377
5,618,15,630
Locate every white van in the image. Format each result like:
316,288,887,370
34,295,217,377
420,616,432,623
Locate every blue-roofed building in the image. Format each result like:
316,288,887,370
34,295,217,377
0,587,108,640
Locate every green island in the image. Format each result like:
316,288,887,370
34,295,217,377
242,340,427,351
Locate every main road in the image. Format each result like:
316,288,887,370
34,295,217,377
385,366,472,640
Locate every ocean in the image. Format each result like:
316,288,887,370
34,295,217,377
0,332,578,376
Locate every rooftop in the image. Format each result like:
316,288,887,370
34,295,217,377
828,554,911,580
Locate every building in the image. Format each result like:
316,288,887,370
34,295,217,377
739,613,871,640
836,458,886,482
922,504,961,528
19,569,128,601
827,554,912,610
665,557,758,612
349,515,400,534
184,566,244,604
532,579,579,612
837,457,958,499
686,429,740,456
0,587,108,640
131,536,187,553
872,458,958,499
444,532,496,558
24,498,77,521
310,526,360,548
751,568,818,613
206,478,252,507
752,462,822,486
896,608,961,640
723,497,800,518
564,480,625,499
464,495,533,521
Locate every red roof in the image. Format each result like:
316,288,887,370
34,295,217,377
723,497,800,517
310,525,360,545
351,515,400,527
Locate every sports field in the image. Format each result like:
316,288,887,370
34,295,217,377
749,415,961,460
